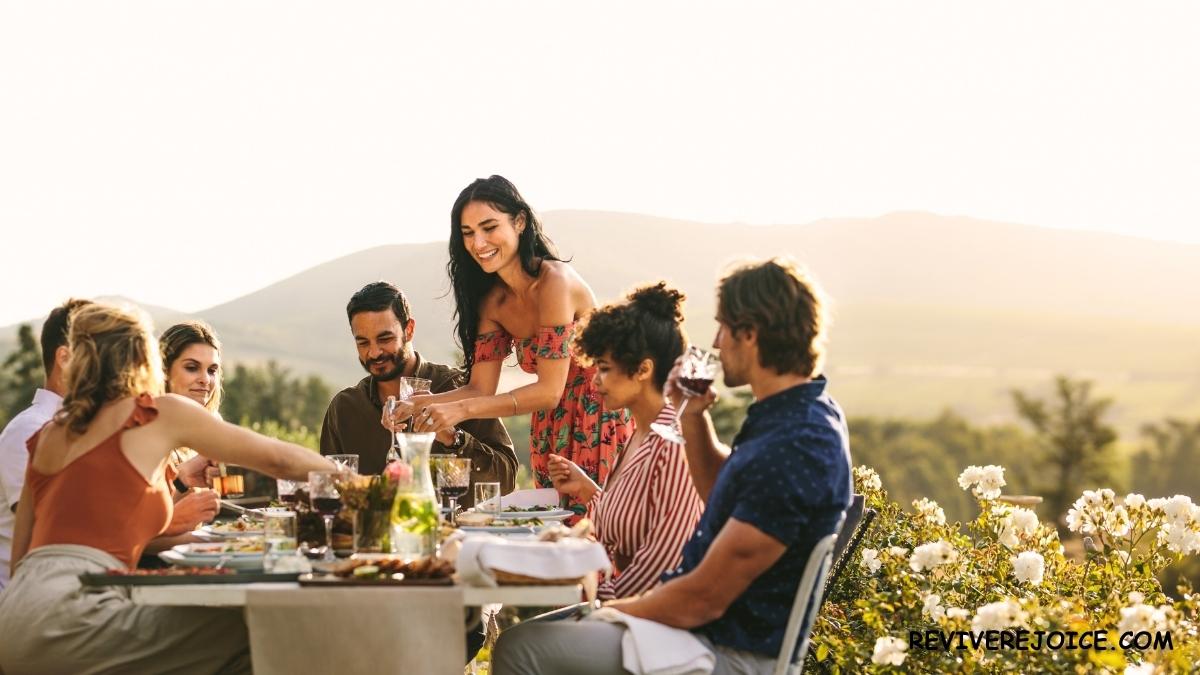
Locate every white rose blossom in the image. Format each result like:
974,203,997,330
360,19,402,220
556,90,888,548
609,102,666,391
913,498,946,526
860,548,882,574
910,541,958,573
998,507,1039,549
922,593,946,620
1158,523,1200,555
1124,664,1155,675
1105,505,1132,538
887,546,908,558
946,607,970,620
1119,599,1168,636
958,465,1006,500
1012,551,1045,585
971,599,1027,633
1124,493,1146,511
871,636,908,666
854,466,882,492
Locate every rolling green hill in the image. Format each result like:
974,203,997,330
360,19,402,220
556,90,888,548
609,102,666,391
6,211,1200,433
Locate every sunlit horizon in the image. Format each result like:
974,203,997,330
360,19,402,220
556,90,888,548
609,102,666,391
2,1,1198,325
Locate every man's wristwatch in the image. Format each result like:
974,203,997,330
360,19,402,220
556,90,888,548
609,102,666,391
448,428,467,451
172,476,189,494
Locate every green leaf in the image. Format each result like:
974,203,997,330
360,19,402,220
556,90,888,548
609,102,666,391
816,644,829,662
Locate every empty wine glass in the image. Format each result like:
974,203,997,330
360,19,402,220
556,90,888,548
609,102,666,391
431,456,471,523
328,454,359,474
308,470,347,562
651,345,720,444
385,377,433,463
384,396,402,463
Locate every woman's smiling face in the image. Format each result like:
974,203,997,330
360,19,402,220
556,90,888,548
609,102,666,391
167,342,221,407
458,200,525,273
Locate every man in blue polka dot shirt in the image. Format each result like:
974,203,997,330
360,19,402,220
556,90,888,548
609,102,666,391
495,258,853,674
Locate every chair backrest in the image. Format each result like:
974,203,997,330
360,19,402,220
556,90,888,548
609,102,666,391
820,504,877,606
773,522,842,675
831,494,865,562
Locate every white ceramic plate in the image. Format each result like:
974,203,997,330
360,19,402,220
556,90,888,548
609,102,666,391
458,524,549,535
197,523,263,538
494,509,573,521
172,543,264,558
158,550,264,571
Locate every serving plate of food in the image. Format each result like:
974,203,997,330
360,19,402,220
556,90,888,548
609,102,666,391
79,568,299,586
160,541,266,570
196,518,263,538
458,516,551,535
494,505,573,520
172,541,265,557
300,556,455,586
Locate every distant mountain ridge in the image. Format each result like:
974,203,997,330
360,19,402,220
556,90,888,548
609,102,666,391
6,211,1200,432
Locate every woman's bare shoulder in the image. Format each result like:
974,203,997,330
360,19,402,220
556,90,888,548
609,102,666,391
534,261,592,300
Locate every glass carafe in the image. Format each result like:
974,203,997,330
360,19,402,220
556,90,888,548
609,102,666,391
389,432,440,559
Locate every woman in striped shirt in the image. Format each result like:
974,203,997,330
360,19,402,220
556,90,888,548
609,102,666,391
548,282,704,599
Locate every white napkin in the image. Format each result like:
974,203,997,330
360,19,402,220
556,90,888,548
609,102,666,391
454,533,610,587
588,608,715,675
497,487,561,509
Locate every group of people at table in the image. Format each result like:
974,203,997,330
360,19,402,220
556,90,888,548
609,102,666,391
0,176,852,675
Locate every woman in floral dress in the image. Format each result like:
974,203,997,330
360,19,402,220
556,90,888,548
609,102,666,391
391,175,630,514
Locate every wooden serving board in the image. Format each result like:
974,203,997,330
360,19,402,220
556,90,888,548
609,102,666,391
80,572,300,586
297,573,454,587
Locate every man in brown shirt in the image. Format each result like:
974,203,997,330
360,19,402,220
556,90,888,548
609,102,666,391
320,282,518,503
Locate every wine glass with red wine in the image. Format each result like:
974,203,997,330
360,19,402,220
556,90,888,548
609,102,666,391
431,456,471,524
650,345,720,444
308,470,346,562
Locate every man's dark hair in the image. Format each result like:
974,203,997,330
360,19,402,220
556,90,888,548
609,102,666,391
346,282,412,325
41,298,93,375
717,258,828,377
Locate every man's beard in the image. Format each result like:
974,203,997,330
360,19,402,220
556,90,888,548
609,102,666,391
361,351,408,382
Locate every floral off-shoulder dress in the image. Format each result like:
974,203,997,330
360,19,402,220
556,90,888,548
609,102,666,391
474,322,632,516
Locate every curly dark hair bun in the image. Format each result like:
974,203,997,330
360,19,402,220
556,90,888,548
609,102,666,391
576,281,687,391
627,282,685,322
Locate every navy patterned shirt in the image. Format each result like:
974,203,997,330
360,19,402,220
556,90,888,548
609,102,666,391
662,376,852,658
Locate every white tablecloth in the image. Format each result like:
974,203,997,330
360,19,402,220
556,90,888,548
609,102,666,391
245,585,465,675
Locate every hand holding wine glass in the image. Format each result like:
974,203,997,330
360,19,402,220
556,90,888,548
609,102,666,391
653,346,720,444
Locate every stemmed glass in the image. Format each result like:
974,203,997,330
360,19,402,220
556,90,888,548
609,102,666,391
651,346,720,445
431,456,471,523
327,454,359,474
384,377,433,463
308,470,347,562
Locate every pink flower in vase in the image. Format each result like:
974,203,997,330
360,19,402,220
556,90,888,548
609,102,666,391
385,460,412,484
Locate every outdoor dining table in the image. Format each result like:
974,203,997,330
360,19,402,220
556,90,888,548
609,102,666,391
130,582,581,675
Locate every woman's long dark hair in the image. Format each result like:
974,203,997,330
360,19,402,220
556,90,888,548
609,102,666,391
448,175,562,373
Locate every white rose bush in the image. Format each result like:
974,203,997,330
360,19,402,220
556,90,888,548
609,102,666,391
810,466,1200,673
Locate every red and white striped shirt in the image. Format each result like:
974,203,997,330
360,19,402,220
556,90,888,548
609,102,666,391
589,404,704,599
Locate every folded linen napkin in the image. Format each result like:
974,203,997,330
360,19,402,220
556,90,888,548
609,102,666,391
479,487,560,511
454,532,611,587
588,607,715,675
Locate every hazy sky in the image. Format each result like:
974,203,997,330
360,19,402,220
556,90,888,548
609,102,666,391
2,1,1198,326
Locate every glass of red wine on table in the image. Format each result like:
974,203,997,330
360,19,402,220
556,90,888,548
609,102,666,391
651,345,720,445
276,479,302,507
308,470,348,563
431,456,471,524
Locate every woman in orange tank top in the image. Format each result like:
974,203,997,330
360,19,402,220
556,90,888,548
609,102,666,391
0,303,336,674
